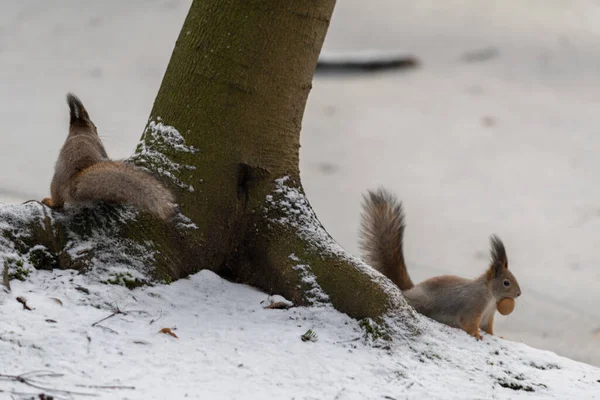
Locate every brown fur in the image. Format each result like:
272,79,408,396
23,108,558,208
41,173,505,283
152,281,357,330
359,188,522,339
359,188,414,290
42,93,175,220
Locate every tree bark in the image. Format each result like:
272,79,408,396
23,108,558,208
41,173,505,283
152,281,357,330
0,0,415,330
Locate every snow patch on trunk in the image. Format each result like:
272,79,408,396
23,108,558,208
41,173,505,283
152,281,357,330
266,176,412,315
131,119,199,193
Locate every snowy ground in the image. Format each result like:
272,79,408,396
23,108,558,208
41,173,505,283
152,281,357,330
0,0,600,390
1,269,599,399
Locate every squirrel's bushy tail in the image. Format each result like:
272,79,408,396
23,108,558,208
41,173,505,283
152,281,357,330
359,188,414,290
72,161,175,220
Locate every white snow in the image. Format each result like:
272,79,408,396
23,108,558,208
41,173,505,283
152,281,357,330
131,119,199,193
1,269,599,400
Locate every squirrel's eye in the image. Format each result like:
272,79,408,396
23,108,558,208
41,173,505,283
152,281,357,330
503,279,511,287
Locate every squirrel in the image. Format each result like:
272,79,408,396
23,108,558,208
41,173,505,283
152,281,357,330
41,93,175,220
359,188,521,340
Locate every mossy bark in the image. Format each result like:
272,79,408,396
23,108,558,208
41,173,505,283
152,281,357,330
0,0,415,327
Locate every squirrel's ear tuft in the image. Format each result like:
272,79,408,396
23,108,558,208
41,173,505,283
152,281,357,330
66,92,90,124
490,235,508,275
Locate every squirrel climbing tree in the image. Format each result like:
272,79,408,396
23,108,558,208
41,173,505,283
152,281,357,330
0,0,414,332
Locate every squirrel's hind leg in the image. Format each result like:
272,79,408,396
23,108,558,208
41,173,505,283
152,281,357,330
460,315,482,340
41,198,55,207
41,198,63,208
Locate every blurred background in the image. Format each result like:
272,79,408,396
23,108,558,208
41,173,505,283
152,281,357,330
1,0,599,366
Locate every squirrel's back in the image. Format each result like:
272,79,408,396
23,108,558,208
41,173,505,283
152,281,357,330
70,161,175,220
43,93,175,220
359,188,414,290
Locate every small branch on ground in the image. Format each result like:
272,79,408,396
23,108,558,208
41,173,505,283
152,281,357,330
21,200,47,206
149,310,163,325
2,261,9,291
75,384,135,390
91,308,124,327
16,296,33,311
75,285,90,295
0,370,96,397
94,325,119,335
334,337,361,344
91,306,147,328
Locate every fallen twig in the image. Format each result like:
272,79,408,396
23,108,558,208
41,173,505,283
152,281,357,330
91,307,148,331
21,199,45,206
16,296,33,311
76,384,135,390
0,370,96,397
334,337,361,344
75,285,90,295
149,310,163,325
2,260,9,291
91,309,124,327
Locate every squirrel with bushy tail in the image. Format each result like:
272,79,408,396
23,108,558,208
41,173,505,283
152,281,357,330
42,93,175,220
359,188,521,339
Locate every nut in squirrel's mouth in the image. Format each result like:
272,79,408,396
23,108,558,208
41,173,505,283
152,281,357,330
497,297,515,315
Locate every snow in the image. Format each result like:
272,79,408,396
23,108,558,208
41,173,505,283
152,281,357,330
131,119,199,193
0,201,160,287
1,269,599,400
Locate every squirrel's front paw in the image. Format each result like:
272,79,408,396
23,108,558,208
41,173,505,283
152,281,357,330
467,330,482,340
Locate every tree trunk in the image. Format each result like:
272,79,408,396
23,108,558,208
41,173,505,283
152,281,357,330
0,0,415,331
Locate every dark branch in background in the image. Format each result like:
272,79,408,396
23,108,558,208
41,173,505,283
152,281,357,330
316,50,419,73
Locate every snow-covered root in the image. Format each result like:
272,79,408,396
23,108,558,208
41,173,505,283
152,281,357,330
0,200,199,288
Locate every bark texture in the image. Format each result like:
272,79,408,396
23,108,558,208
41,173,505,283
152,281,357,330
0,0,415,329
